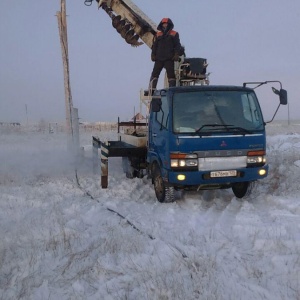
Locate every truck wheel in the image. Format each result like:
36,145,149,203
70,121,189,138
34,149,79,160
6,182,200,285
153,167,175,203
232,181,254,198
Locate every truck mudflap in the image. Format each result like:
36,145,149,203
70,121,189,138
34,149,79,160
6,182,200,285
92,136,147,188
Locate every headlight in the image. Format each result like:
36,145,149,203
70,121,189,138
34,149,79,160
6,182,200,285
247,156,265,164
247,150,266,167
170,153,198,169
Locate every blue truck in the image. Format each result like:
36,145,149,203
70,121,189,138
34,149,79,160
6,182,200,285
87,0,288,201
93,81,287,202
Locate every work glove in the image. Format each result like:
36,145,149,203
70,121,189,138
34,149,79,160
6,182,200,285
172,53,179,62
151,54,156,62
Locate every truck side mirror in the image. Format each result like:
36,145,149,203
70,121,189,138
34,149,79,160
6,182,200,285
272,87,288,105
279,89,288,105
151,98,162,112
267,87,288,123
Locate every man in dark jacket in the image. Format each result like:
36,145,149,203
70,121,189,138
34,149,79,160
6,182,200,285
149,18,182,91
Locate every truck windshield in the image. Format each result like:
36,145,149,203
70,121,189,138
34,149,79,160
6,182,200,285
173,90,264,134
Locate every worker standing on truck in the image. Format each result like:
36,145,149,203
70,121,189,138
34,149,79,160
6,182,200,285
149,18,182,91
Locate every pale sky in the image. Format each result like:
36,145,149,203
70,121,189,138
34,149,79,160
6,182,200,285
0,0,299,123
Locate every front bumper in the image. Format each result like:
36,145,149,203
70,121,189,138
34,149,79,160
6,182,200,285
166,165,269,187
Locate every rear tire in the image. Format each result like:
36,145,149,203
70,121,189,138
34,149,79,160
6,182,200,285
232,181,254,198
122,157,136,179
153,166,175,203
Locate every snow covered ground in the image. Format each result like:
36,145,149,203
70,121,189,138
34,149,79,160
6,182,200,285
0,121,300,300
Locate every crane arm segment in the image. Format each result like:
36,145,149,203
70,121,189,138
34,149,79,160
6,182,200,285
97,0,157,48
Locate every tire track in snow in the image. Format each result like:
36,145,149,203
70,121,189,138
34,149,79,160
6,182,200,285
74,171,190,258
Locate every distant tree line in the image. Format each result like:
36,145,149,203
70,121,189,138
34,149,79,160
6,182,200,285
0,122,21,127
0,120,118,134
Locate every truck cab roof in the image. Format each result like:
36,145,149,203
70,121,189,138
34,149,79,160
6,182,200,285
156,85,254,95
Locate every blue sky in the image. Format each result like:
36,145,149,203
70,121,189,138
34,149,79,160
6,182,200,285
0,0,299,123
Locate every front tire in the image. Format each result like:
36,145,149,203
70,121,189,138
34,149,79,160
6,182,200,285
232,181,255,198
153,166,175,203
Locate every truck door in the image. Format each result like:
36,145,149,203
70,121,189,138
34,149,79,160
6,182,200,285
148,95,169,169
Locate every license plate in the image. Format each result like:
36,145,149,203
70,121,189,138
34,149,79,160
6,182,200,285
210,170,237,178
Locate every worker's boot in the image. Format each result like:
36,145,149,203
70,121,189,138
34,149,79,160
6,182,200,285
168,78,176,87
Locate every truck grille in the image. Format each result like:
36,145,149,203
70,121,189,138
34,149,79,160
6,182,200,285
198,156,247,171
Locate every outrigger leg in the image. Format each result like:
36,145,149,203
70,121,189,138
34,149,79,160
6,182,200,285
101,141,109,188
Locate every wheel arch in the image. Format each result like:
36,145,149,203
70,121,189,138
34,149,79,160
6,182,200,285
148,155,163,178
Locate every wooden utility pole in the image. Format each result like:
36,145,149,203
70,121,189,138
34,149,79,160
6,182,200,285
57,0,73,135
57,0,79,152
